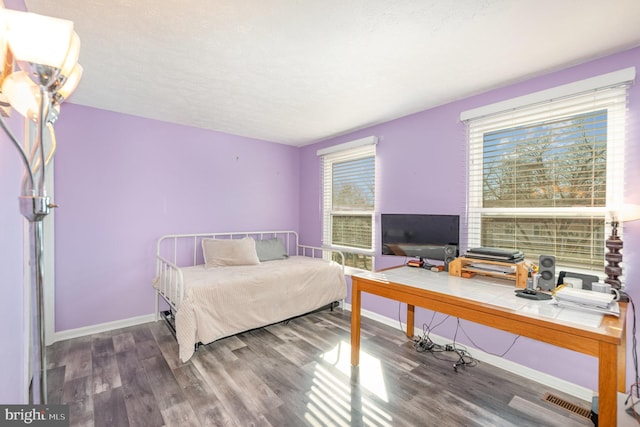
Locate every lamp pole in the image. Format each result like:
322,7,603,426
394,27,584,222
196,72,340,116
4,103,56,405
1,116,55,404
0,7,82,404
22,207,50,404
1,7,81,404
21,86,55,405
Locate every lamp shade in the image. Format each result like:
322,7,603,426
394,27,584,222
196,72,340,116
59,32,81,81
55,64,82,102
616,204,640,223
4,9,74,71
1,71,40,121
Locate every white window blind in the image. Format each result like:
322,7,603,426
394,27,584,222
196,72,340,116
319,139,376,270
463,74,632,270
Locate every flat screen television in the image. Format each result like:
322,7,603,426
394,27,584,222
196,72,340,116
381,214,460,260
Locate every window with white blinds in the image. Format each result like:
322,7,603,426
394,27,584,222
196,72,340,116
463,70,633,270
319,138,376,271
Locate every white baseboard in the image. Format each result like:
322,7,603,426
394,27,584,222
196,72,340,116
343,302,593,402
52,313,157,343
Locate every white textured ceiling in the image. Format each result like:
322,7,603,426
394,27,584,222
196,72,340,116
23,0,640,146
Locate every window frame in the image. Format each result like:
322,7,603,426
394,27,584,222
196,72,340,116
462,69,634,272
318,137,377,272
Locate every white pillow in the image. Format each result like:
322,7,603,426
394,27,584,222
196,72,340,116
202,237,260,268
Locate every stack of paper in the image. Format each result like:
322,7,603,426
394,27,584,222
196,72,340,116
467,263,516,275
465,247,525,263
553,287,619,316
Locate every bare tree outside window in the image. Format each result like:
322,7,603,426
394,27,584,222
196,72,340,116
480,110,607,268
465,79,629,272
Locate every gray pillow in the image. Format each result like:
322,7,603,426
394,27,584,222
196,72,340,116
255,238,289,262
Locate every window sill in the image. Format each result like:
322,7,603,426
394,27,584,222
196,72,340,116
343,265,373,276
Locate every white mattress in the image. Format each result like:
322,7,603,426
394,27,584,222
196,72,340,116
173,256,346,362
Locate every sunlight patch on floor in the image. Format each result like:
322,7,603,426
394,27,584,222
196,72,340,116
321,340,389,402
301,340,394,426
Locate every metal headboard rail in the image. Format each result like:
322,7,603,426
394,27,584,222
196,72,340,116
156,230,300,266
154,230,344,321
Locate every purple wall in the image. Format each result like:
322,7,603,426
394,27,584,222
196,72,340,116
52,106,300,330
3,43,637,402
0,114,27,403
300,46,640,391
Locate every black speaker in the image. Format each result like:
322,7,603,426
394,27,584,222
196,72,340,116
443,245,458,272
538,255,556,290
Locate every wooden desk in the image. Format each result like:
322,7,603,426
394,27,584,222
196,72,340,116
350,267,627,426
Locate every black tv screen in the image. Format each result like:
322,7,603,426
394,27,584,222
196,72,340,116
381,214,460,259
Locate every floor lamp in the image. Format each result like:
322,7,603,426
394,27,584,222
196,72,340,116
0,8,82,404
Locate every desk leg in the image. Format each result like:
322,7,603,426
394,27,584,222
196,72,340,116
351,279,361,366
406,304,415,338
618,327,627,393
599,341,617,426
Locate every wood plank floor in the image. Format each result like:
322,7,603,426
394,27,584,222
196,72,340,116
46,308,594,426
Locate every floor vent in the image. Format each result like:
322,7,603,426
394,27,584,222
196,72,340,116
542,392,592,419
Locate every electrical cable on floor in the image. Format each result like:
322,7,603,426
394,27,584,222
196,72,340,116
412,315,476,371
456,318,521,358
627,383,640,424
413,312,451,350
630,296,639,391
412,315,521,372
412,311,446,350
449,319,477,371
398,301,405,335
